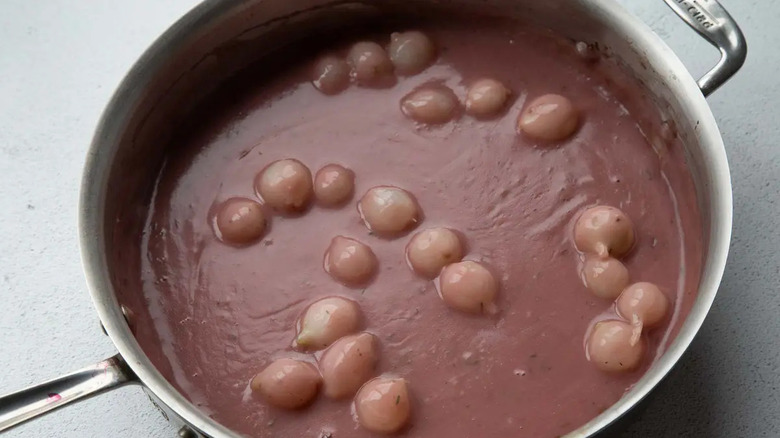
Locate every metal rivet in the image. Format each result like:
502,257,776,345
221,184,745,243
178,426,198,438
120,304,135,332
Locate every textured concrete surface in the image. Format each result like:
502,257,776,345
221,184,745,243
0,1,777,437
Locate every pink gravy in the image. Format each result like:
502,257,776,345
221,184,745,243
135,18,702,438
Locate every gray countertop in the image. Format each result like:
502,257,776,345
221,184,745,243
0,1,777,437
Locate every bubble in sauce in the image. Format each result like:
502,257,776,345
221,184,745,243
575,41,600,61
581,256,629,299
586,320,644,372
319,332,379,399
296,296,362,350
347,41,394,87
574,206,635,258
388,30,436,75
401,86,459,125
312,55,351,95
355,377,412,434
324,236,378,286
616,282,669,329
314,164,355,207
255,159,313,213
214,198,266,244
358,186,421,235
250,358,321,409
465,79,511,118
517,93,579,141
406,227,464,278
438,261,498,314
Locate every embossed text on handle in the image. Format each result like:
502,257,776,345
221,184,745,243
673,0,717,28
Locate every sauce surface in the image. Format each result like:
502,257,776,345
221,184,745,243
136,18,702,437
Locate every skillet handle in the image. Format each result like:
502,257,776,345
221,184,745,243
0,355,134,433
663,0,747,96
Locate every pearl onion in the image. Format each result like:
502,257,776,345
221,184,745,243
465,79,511,118
319,332,379,399
517,94,579,141
406,227,464,278
214,198,266,244
581,256,629,299
312,55,350,95
438,261,498,314
587,320,644,372
388,30,436,75
617,282,669,329
355,377,411,434
314,164,355,207
324,236,377,286
401,86,459,125
255,159,313,213
358,186,421,235
347,41,394,87
296,296,362,350
250,358,321,409
574,206,635,258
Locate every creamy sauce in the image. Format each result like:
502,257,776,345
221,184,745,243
133,18,702,437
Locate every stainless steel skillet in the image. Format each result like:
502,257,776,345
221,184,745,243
0,1,745,436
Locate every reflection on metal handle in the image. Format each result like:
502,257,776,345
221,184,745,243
0,355,134,433
664,0,747,96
